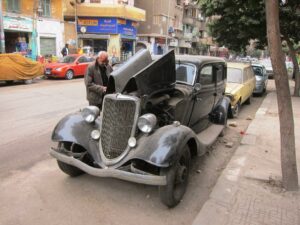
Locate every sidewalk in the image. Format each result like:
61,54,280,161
193,91,300,225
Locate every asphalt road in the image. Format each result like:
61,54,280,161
0,78,266,225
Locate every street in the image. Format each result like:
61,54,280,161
0,78,266,225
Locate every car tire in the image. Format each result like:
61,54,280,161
159,145,191,208
65,70,74,80
228,101,240,118
57,160,84,177
56,142,85,177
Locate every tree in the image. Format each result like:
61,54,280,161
265,0,298,191
196,0,300,97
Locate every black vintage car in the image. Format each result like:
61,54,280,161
50,49,229,207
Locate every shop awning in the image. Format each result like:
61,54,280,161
64,4,146,22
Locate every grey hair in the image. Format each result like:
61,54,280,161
97,51,108,58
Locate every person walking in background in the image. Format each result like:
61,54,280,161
61,43,69,57
84,51,113,109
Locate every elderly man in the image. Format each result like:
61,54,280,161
84,51,113,109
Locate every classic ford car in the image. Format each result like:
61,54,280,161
50,50,230,207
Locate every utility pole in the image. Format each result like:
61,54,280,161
75,2,78,50
0,0,6,53
165,0,171,53
31,0,39,60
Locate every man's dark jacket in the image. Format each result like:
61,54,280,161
84,62,113,106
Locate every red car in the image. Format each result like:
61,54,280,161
44,54,94,79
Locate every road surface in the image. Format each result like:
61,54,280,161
0,78,265,225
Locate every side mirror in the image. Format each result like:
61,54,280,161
193,83,202,94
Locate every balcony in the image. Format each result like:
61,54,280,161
183,16,206,30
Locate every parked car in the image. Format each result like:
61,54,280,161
251,63,268,95
225,62,256,118
259,59,274,79
0,53,43,84
49,49,230,207
44,54,94,80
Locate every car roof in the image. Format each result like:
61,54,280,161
227,62,251,69
251,63,265,67
152,54,225,66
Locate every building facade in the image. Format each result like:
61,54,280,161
135,0,184,55
63,0,145,61
1,0,64,58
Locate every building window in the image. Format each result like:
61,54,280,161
7,0,20,12
40,0,51,17
176,0,181,5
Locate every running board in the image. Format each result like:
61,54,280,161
196,124,224,147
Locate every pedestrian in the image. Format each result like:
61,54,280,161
84,51,113,109
61,43,69,57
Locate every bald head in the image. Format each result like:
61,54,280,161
97,51,108,66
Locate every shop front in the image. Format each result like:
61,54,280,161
3,16,33,56
77,17,137,61
37,19,64,58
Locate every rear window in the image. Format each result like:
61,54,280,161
175,64,196,85
227,68,242,83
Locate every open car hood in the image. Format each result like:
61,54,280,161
107,49,176,96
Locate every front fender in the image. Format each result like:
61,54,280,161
128,124,200,167
51,112,100,151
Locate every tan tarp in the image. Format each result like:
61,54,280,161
0,54,44,80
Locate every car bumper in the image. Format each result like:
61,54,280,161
253,84,264,93
44,70,63,77
50,148,167,186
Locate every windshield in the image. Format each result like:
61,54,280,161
227,68,242,83
252,66,263,76
59,56,76,63
175,63,196,85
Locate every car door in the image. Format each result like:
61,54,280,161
189,64,216,133
76,56,88,75
241,68,249,102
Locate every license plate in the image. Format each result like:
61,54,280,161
45,71,51,75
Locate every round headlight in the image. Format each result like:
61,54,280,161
81,106,100,123
137,113,157,134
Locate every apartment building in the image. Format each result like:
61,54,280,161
135,0,209,55
63,0,145,60
1,0,64,58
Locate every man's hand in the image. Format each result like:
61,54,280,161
102,86,107,94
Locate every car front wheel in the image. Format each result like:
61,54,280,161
65,70,74,80
56,142,86,177
159,145,191,208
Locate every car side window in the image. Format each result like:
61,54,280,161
215,64,224,82
199,65,213,85
175,64,196,85
78,56,87,63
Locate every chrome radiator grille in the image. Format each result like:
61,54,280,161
100,97,137,160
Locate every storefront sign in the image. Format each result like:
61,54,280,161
3,16,33,32
77,17,136,38
78,18,98,26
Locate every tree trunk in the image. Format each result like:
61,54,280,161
285,38,300,97
265,0,298,190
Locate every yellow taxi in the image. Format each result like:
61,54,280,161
225,62,256,118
